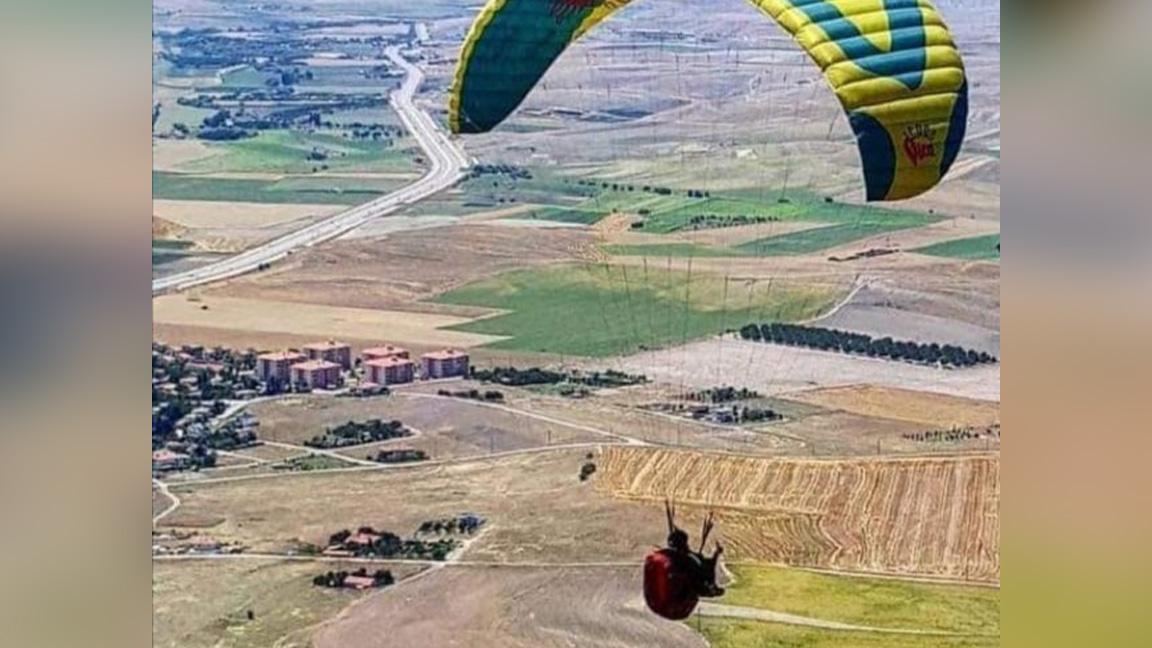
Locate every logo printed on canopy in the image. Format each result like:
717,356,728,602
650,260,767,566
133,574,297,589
903,123,936,167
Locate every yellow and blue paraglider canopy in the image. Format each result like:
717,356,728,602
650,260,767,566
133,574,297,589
449,0,968,202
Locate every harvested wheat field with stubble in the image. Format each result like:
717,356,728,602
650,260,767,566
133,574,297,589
597,447,1000,582
787,385,1001,429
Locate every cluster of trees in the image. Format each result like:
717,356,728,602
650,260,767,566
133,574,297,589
267,67,314,87
312,568,395,589
329,527,457,561
686,404,781,424
152,343,262,447
472,366,647,389
469,163,532,180
736,407,783,423
416,515,485,536
305,419,410,449
368,449,428,464
903,423,1000,444
437,388,505,402
686,386,763,403
274,454,346,472
738,323,998,368
572,179,710,199
579,461,597,482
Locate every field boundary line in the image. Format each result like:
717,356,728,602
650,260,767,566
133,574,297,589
696,602,998,637
158,442,624,490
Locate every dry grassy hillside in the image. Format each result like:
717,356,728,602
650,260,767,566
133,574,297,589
597,447,999,582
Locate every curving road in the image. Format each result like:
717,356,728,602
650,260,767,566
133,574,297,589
152,47,470,294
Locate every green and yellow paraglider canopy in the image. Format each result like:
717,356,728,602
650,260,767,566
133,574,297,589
449,0,968,202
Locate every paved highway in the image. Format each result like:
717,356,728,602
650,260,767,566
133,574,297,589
152,47,470,294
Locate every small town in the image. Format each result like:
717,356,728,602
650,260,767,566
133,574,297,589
152,340,470,474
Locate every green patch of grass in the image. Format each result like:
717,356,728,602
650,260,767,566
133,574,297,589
270,175,406,194
722,565,1000,635
153,239,195,267
152,239,193,251
736,204,939,256
640,197,806,234
153,171,375,205
216,65,272,89
434,265,841,357
602,243,743,258
276,454,354,471
179,130,414,174
515,206,604,225
913,234,1001,260
697,618,998,648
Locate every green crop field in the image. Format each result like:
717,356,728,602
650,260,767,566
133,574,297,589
516,206,605,225
179,130,415,175
153,171,377,205
434,264,842,357
697,619,999,648
722,565,1000,635
216,65,272,89
914,234,1001,260
602,243,741,258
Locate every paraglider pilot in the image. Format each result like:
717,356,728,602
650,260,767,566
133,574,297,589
643,500,725,620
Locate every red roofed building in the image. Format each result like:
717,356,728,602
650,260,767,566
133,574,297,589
422,349,470,379
345,531,382,548
303,341,352,369
152,449,190,472
257,351,306,384
290,360,342,389
362,345,409,362
343,575,377,590
364,357,415,385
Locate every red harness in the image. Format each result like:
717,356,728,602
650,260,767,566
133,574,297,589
643,549,699,621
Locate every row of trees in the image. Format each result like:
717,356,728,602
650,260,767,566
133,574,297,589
685,386,763,403
416,515,485,536
572,179,710,199
368,449,428,464
738,323,998,368
305,419,410,449
682,213,779,231
328,527,457,561
903,424,1000,444
469,163,532,180
471,366,647,389
438,388,505,402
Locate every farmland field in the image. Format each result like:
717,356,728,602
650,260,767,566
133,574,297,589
721,564,999,635
914,234,1001,260
786,385,1000,429
152,559,425,648
435,264,844,357
603,243,742,258
248,391,604,458
597,447,1000,581
152,294,506,349
314,565,703,648
177,131,415,175
153,172,380,205
698,619,998,648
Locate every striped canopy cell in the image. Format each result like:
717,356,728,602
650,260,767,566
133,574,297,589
449,0,967,202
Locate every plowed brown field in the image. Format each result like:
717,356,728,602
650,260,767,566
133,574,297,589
597,447,999,582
